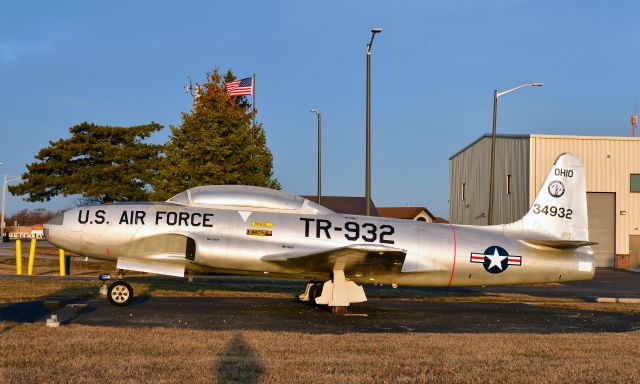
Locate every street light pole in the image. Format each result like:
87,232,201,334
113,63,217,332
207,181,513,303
366,27,382,216
488,82,544,225
488,90,499,226
0,175,7,243
310,108,321,205
0,164,2,241
1,175,5,241
1,175,21,241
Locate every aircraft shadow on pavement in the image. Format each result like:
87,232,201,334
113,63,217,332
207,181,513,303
136,276,303,297
2,293,638,334
130,275,493,302
1,270,638,333
0,283,99,323
61,296,640,334
0,301,50,323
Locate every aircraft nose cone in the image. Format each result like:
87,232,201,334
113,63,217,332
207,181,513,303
47,213,65,225
44,213,65,242
44,210,82,253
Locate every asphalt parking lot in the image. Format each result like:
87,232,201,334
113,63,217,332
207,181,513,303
1,269,638,333
4,296,639,334
471,268,640,299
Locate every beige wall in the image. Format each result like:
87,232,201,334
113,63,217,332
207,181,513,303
529,135,640,255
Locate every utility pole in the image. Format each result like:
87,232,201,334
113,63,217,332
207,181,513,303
488,83,543,225
365,27,382,216
1,175,21,241
310,109,322,205
1,175,7,241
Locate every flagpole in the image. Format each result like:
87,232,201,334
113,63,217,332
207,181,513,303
252,73,256,145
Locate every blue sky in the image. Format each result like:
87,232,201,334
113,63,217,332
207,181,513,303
1,1,639,218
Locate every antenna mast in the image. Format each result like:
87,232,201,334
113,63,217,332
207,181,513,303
632,97,638,137
184,76,195,96
185,76,202,112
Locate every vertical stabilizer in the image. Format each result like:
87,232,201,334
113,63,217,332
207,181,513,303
517,153,589,241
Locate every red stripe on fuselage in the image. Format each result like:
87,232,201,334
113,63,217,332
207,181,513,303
448,224,457,287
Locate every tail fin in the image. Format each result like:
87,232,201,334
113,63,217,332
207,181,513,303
517,153,589,241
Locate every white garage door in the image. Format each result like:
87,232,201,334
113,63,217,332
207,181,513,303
587,192,615,267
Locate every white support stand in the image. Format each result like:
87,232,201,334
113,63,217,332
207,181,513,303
46,314,60,328
99,283,108,298
299,283,313,302
44,299,62,328
314,270,367,313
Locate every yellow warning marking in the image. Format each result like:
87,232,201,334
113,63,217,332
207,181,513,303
251,221,273,227
247,229,273,237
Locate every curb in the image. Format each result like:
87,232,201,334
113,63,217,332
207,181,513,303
595,297,640,304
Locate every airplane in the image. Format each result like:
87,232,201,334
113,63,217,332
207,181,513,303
45,153,595,314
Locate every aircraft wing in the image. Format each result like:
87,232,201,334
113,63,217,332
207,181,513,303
113,233,196,277
117,253,188,277
261,244,407,276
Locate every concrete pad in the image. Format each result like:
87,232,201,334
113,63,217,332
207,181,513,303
618,298,640,304
595,297,618,303
595,297,640,303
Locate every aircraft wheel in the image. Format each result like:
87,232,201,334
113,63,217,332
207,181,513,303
310,283,324,304
108,280,134,307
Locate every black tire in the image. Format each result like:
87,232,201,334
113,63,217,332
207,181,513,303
308,284,318,302
310,282,324,304
108,280,134,306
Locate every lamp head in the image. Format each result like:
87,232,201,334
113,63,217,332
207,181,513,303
310,108,318,113
532,83,544,87
371,27,383,34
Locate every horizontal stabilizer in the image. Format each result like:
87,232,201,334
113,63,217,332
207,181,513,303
262,244,407,275
521,240,597,250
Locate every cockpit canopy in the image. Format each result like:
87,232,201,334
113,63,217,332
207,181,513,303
167,185,333,215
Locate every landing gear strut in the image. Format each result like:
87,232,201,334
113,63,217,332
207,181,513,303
299,281,324,303
300,270,367,315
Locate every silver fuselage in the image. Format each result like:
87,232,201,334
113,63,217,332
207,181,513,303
46,202,594,287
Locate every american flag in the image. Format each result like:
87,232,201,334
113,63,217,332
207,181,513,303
225,77,253,96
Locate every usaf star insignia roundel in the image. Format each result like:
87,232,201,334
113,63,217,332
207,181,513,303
470,246,522,274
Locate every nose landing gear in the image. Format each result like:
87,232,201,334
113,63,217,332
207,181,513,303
107,280,134,306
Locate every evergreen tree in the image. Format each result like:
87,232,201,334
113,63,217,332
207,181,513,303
10,122,163,203
152,68,279,199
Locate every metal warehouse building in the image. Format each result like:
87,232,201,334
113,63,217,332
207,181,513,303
449,134,640,269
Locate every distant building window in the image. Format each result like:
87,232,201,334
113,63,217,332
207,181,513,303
506,174,512,195
461,183,466,201
417,217,427,222
632,174,640,192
